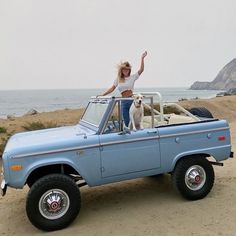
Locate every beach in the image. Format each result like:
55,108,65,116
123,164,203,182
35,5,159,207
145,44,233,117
0,95,236,236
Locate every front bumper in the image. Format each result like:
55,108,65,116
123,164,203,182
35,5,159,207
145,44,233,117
1,179,7,196
1,170,7,196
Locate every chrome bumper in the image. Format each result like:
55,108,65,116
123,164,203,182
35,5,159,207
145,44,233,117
1,172,7,196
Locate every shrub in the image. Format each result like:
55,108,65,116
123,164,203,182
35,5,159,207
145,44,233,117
0,136,10,157
22,121,58,131
0,127,7,134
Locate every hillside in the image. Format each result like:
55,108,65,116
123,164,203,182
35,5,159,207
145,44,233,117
190,58,236,90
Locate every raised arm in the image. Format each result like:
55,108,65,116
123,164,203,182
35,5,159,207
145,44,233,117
102,85,116,96
138,51,147,75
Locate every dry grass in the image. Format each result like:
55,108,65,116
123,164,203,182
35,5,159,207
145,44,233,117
22,121,58,131
0,127,7,134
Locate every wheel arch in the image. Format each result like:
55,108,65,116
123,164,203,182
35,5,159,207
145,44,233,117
171,152,215,172
25,163,80,187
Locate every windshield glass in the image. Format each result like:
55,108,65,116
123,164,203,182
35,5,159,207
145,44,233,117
81,101,109,127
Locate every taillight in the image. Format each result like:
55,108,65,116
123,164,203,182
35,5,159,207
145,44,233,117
218,136,226,141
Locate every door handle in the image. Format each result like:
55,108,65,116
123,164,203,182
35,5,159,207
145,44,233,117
147,130,158,134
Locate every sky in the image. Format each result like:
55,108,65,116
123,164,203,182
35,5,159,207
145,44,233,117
0,0,236,90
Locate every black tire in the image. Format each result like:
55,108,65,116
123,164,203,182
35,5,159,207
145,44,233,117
189,107,213,118
26,174,81,231
172,157,214,200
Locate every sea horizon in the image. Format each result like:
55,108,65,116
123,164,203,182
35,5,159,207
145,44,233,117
0,87,223,119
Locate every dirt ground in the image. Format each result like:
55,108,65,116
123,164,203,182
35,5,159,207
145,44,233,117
0,96,236,236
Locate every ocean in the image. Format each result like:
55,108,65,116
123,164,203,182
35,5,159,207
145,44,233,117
0,88,222,118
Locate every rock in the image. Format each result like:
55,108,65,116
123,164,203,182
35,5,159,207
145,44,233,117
190,82,211,90
7,115,15,121
216,92,226,97
25,109,38,116
190,58,236,90
227,88,236,95
216,88,236,97
178,98,188,101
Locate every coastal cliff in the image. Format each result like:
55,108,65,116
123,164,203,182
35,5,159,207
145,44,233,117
190,58,236,90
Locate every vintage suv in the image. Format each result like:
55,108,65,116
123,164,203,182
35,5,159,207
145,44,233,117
1,92,233,231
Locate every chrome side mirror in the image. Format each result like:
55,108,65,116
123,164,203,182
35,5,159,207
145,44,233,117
118,127,131,135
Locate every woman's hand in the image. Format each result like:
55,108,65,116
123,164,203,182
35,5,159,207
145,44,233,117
141,51,147,60
138,51,147,75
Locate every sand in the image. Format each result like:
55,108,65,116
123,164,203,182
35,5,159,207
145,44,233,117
0,96,236,236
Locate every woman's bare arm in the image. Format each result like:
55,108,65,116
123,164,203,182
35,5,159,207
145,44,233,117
138,51,147,75
102,85,116,96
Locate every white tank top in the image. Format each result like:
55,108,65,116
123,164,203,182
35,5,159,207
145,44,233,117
113,73,139,93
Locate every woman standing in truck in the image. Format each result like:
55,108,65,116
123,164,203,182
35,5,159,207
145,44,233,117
101,51,147,127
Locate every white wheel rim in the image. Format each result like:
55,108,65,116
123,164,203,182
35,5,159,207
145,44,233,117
39,189,70,220
185,165,206,191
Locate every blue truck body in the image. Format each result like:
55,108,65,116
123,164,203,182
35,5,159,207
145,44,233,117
1,97,232,190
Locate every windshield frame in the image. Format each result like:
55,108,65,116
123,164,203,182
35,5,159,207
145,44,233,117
80,100,110,128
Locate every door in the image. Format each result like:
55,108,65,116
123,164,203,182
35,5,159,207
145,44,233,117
99,128,161,177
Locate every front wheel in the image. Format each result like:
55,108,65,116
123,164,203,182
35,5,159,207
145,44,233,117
26,174,81,231
172,157,214,200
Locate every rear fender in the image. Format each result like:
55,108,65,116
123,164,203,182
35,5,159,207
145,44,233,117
170,145,231,172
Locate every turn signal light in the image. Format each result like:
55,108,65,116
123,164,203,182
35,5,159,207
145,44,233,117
10,165,23,171
218,136,226,141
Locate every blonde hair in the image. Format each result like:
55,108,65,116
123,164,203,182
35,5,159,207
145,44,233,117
117,61,131,83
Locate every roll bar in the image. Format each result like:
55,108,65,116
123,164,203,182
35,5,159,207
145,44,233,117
91,91,200,128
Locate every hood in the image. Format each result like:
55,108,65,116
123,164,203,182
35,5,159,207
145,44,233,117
4,124,97,157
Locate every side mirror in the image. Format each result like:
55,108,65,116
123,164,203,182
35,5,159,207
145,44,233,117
118,127,131,135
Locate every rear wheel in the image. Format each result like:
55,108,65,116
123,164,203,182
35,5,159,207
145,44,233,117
172,157,214,200
26,174,81,231
189,107,213,118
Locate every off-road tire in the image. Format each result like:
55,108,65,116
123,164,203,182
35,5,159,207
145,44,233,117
26,174,81,231
172,157,214,200
189,107,213,118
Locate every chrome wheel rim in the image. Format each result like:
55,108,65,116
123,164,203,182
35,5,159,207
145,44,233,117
185,165,206,191
39,189,70,220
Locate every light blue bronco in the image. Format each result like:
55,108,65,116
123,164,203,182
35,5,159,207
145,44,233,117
0,92,233,231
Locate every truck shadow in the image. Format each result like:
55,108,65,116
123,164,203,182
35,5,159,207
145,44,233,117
77,174,182,223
